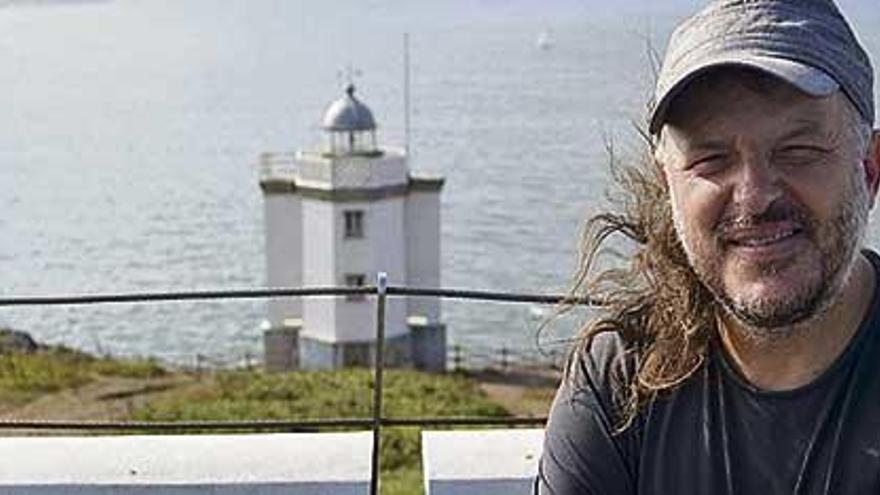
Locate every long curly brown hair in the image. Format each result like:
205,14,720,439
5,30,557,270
565,134,719,431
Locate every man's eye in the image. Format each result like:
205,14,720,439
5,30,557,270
687,154,728,173
774,145,826,164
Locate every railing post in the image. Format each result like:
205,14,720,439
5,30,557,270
369,272,388,495
244,351,253,371
453,343,462,372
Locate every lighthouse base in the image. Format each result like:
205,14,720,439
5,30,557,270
298,334,413,370
263,321,447,372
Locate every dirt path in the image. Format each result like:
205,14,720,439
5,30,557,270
469,367,561,417
0,374,198,435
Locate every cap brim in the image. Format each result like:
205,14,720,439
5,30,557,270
648,55,839,135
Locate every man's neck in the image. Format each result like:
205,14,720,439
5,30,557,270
718,253,877,391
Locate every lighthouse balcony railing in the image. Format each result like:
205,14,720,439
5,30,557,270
258,151,299,182
0,281,596,495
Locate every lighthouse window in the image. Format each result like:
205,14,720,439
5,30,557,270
344,273,367,301
344,210,365,238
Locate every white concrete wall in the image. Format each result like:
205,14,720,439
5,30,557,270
422,429,543,495
264,194,303,328
301,198,337,342
334,199,374,342
335,197,407,341
278,146,413,349
405,189,441,323
366,196,407,340
0,433,372,495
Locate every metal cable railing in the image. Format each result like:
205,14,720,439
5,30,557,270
0,416,547,432
0,279,595,495
0,285,598,307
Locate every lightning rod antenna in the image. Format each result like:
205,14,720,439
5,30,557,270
404,32,412,158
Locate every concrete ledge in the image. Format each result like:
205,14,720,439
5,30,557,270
0,433,372,494
260,173,443,199
422,429,543,495
259,180,409,202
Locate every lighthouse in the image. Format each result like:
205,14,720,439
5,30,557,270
259,85,445,371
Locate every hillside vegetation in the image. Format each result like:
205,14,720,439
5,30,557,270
0,347,544,495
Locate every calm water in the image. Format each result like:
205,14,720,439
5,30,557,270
2,0,879,364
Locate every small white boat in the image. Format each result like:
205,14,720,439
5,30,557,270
528,305,549,320
537,30,555,50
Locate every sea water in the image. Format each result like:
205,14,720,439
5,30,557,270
1,0,878,364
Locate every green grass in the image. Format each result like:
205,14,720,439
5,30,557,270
381,463,424,495
0,349,165,405
0,355,519,495
89,355,166,379
130,368,509,495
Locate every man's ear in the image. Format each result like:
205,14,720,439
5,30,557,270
864,130,880,207
653,132,671,191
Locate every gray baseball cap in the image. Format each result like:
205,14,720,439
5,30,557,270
649,0,875,135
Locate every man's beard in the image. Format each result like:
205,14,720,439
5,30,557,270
673,173,870,341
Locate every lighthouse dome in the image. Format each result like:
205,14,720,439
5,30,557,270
322,85,376,131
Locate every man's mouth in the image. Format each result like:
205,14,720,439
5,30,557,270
721,223,805,250
726,226,803,247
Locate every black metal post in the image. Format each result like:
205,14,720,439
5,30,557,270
369,272,388,495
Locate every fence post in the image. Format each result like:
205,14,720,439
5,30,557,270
244,351,253,371
370,272,388,495
453,344,463,372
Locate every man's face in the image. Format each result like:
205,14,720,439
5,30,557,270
658,70,876,334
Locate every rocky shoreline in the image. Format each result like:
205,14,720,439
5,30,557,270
0,328,42,354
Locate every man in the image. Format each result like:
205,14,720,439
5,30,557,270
536,0,880,493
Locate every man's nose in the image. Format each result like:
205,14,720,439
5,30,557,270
731,153,782,215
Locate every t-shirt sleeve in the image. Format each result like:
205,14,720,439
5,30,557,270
535,333,639,495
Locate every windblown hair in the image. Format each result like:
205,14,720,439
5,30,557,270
566,136,718,432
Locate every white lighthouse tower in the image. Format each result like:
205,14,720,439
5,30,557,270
259,85,445,371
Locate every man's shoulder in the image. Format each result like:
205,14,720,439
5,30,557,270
859,249,880,342
572,331,636,382
565,332,638,416
537,332,642,494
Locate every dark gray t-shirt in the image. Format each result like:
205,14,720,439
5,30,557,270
537,253,880,494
